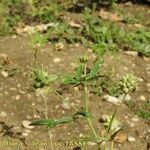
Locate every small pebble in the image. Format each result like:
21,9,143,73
22,120,34,129
67,132,71,135
26,115,32,119
17,83,21,88
124,51,138,57
15,95,21,100
138,77,144,82
123,67,129,71
33,114,40,119
87,48,93,53
53,57,61,63
61,102,71,110
139,95,146,101
9,88,17,91
131,117,139,122
70,62,77,68
5,91,8,95
0,111,7,117
0,53,8,58
103,95,121,105
75,100,80,104
79,133,84,138
130,122,135,127
55,105,60,109
74,87,79,91
75,43,80,47
127,136,136,142
11,35,17,39
32,103,35,106
22,132,29,137
147,129,150,133
61,110,65,114
1,71,8,78
147,83,150,87
119,94,131,101
27,94,31,99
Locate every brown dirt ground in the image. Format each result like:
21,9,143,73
0,35,149,150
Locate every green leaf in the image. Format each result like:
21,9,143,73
30,117,73,128
55,116,73,124
73,109,90,120
62,75,78,84
86,61,102,80
33,68,57,88
75,65,83,81
106,110,117,134
110,126,123,141
30,119,57,128
48,74,57,83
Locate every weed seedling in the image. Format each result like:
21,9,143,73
30,55,123,149
137,100,150,119
32,66,57,88
101,111,123,150
29,32,47,62
118,73,138,101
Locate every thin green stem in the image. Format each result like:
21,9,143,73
87,117,99,140
83,64,99,142
33,48,38,65
111,141,114,150
39,90,53,150
84,85,89,112
122,93,127,101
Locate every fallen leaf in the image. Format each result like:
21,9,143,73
0,53,12,65
114,132,127,143
55,42,65,51
3,57,12,65
99,9,123,22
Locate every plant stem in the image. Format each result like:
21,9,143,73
39,90,53,150
84,84,99,141
122,93,127,101
84,85,89,112
87,117,99,140
83,65,99,142
33,49,38,65
111,141,114,150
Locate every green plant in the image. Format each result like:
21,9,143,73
136,100,150,119
47,21,79,44
80,11,122,54
123,28,150,57
62,58,103,86
30,0,64,23
0,0,27,35
101,111,123,149
29,32,48,61
32,66,57,88
30,56,122,149
118,73,138,101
